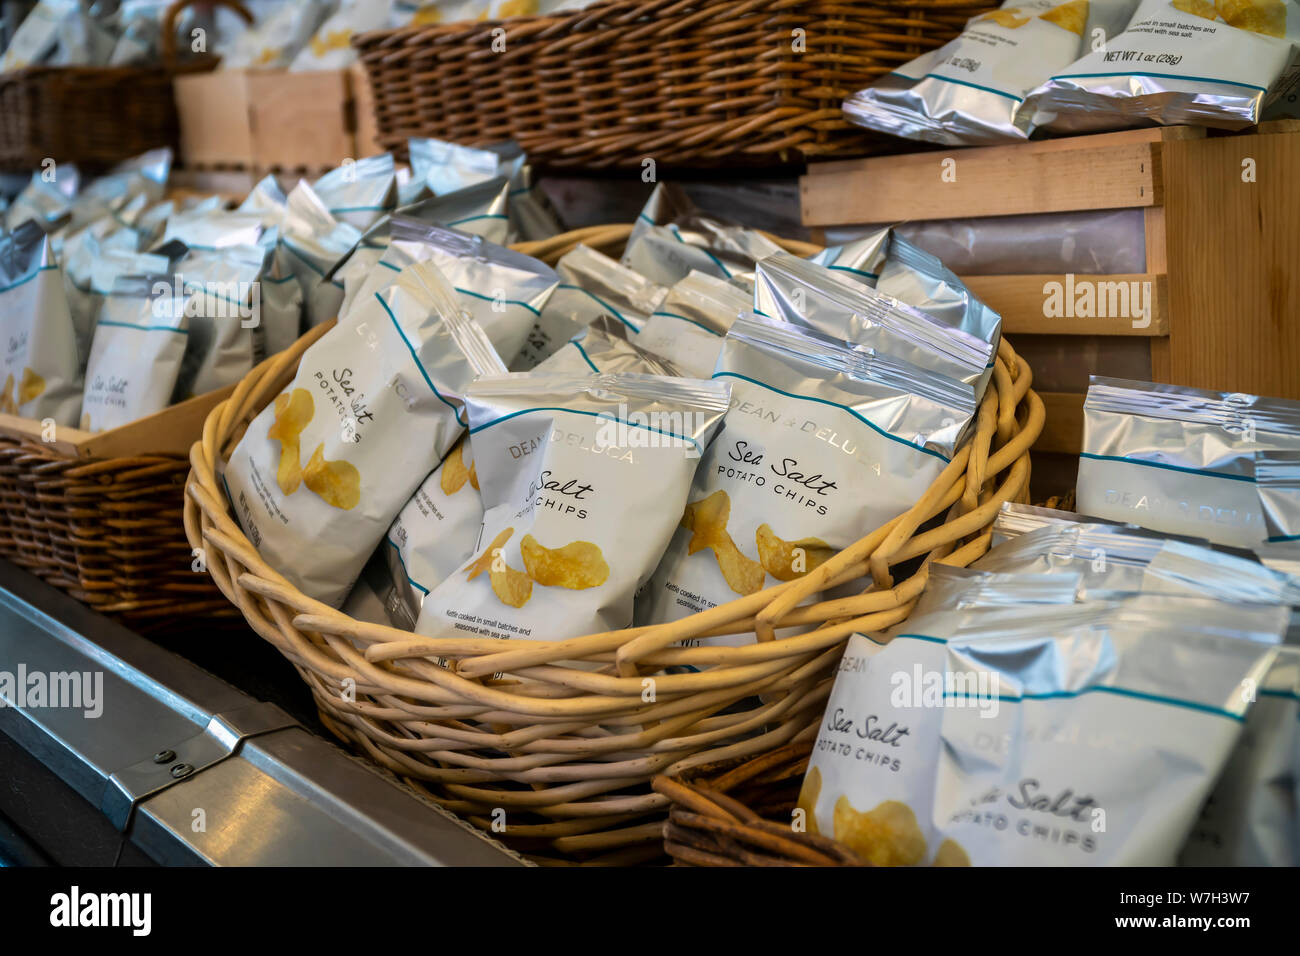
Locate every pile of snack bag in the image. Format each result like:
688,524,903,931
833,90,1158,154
800,375,1300,866
844,0,1300,144
0,0,598,74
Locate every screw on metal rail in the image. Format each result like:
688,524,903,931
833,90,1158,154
153,750,176,764
170,763,195,779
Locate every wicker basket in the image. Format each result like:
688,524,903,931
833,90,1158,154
353,0,996,169
0,0,251,172
183,223,1044,862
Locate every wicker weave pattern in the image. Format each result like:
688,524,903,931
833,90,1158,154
184,225,1043,861
353,0,995,169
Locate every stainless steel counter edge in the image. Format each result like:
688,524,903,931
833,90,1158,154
0,560,523,866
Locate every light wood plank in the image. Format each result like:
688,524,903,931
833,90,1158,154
249,69,355,171
964,273,1168,336
174,70,255,167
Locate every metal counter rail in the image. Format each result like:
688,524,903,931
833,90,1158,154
0,560,522,866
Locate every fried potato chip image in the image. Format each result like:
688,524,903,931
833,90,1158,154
268,389,314,495
796,766,822,836
468,461,479,491
1173,0,1219,18
833,796,927,867
520,534,610,590
976,8,1031,27
932,838,972,867
18,367,45,405
755,524,834,581
1039,0,1087,34
1216,0,1286,35
497,0,539,16
681,490,766,595
715,537,766,595
440,439,472,495
491,562,533,607
0,374,15,415
466,527,514,580
303,443,361,510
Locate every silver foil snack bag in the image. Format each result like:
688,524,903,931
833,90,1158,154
1258,449,1300,543
1077,376,1300,547
800,594,1287,865
225,259,506,608
534,321,681,376
277,180,363,329
632,270,750,378
635,315,976,641
414,372,730,642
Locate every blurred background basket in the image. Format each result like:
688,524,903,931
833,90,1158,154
184,223,1043,864
353,0,996,169
0,0,251,172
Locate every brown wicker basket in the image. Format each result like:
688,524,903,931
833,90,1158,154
183,223,1044,863
0,0,251,172
353,0,996,169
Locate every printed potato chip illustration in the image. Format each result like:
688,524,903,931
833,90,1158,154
491,562,533,608
796,766,822,837
755,524,834,581
303,444,362,511
0,374,15,414
977,7,1032,26
1172,0,1219,17
440,438,473,495
833,797,928,867
268,389,315,495
520,535,610,590
933,839,972,867
1216,0,1287,35
1039,0,1088,33
18,367,45,406
681,491,766,596
466,527,515,581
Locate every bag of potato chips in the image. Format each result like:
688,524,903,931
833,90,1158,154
1022,0,1300,133
843,0,1141,145
0,222,82,425
413,372,730,642
80,275,189,432
535,321,680,376
1077,376,1300,547
224,259,506,607
221,0,332,70
988,501,1125,545
876,235,1003,354
278,180,363,329
511,243,665,370
635,315,977,640
1258,449,1300,543
806,228,892,289
343,218,558,367
631,270,750,378
753,252,996,394
799,595,1286,866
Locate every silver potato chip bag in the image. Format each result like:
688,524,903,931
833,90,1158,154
225,259,506,607
800,594,1286,865
0,222,82,425
277,180,363,329
632,270,750,378
1258,449,1300,543
534,321,680,376
414,372,730,642
1077,376,1300,547
80,275,189,432
636,315,977,641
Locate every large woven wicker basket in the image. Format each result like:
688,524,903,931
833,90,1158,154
353,0,996,169
0,0,251,172
184,223,1044,863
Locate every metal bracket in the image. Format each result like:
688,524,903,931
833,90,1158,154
100,701,299,832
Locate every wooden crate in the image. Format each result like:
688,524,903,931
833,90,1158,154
801,122,1300,491
173,63,383,176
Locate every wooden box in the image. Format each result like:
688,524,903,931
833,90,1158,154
801,122,1300,492
173,63,383,176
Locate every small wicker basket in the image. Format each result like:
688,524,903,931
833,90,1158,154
353,0,996,169
184,223,1044,862
0,0,251,172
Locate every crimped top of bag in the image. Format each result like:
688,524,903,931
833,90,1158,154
469,370,730,418
557,243,667,318
916,562,1084,612
1256,449,1300,486
389,217,555,280
1085,375,1300,432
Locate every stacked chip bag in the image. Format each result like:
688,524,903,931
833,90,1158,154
0,222,82,425
798,593,1287,865
974,518,1169,592
80,276,190,432
342,219,558,367
5,166,79,232
1077,376,1300,547
753,252,996,395
876,236,1002,353
61,231,170,369
621,183,784,287
1022,0,1300,133
987,500,1124,545
413,372,730,642
632,270,750,378
277,180,364,329
220,0,333,69
383,320,678,625
842,0,1140,145
1258,450,1300,543
635,315,977,640
511,243,664,370
224,260,506,607
290,0,393,71
238,176,303,358
807,228,891,289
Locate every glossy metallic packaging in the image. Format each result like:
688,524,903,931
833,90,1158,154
632,270,750,378
536,321,680,376
1258,450,1300,543
1077,376,1300,547
414,372,730,642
